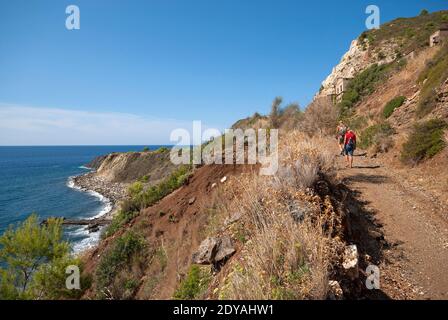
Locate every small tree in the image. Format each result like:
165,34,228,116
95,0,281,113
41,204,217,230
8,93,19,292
142,146,150,152
420,9,429,16
270,96,283,129
0,214,80,299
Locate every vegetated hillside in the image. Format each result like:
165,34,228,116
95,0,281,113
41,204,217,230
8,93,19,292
316,10,448,100
306,11,448,198
76,11,448,301
82,132,366,300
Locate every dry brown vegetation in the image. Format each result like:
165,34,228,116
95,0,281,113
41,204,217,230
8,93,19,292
210,132,343,300
300,97,338,137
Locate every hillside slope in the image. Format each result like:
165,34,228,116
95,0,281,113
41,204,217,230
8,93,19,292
322,11,448,299
78,11,448,301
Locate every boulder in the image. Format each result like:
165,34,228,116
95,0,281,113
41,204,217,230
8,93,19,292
220,176,227,183
192,237,218,265
192,236,235,265
214,236,236,262
188,197,196,205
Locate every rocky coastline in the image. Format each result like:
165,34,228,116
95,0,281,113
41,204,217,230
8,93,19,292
70,172,128,222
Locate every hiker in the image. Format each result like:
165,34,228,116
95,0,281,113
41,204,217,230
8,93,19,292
336,121,347,155
344,127,357,168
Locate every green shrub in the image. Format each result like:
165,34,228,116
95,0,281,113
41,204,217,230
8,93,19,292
139,165,192,209
128,181,143,198
401,119,447,164
359,122,395,149
416,44,448,117
139,175,150,183
95,231,145,294
155,147,169,153
173,265,211,300
0,214,85,300
362,11,447,54
338,63,392,119
142,146,150,152
383,96,406,118
103,209,139,239
420,9,429,16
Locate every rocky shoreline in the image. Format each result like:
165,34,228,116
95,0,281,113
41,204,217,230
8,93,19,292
70,172,128,221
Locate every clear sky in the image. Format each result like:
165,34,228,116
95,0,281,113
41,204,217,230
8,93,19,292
0,0,446,145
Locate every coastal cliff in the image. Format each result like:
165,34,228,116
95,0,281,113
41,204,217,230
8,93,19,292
73,147,179,210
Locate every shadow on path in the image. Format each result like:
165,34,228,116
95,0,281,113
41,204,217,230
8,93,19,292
344,173,389,184
354,165,381,169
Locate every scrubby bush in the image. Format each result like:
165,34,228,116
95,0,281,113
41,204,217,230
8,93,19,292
139,165,192,208
337,63,391,118
401,119,447,164
383,96,406,118
103,208,139,239
270,96,283,128
364,11,446,53
95,231,146,298
0,214,85,299
139,174,150,183
155,146,169,153
358,122,395,150
416,43,448,117
301,97,338,136
173,265,211,300
128,181,143,198
276,132,334,189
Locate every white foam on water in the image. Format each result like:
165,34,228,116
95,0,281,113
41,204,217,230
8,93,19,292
66,175,113,253
70,226,102,253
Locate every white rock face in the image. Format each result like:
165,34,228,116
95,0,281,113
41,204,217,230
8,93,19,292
315,38,399,100
317,40,369,98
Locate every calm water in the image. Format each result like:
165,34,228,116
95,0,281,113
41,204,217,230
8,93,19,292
0,145,166,252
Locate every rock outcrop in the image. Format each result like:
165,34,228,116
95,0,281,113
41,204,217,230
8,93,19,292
192,236,236,265
315,38,398,100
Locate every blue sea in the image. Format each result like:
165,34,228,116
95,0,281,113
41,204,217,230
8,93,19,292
0,146,165,253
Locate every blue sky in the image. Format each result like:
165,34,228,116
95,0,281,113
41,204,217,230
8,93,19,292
0,0,446,145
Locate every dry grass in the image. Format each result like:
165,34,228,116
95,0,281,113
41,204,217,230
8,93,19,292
277,131,335,189
217,132,341,300
300,97,338,136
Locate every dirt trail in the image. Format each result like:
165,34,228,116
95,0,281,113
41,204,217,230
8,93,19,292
337,150,448,299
